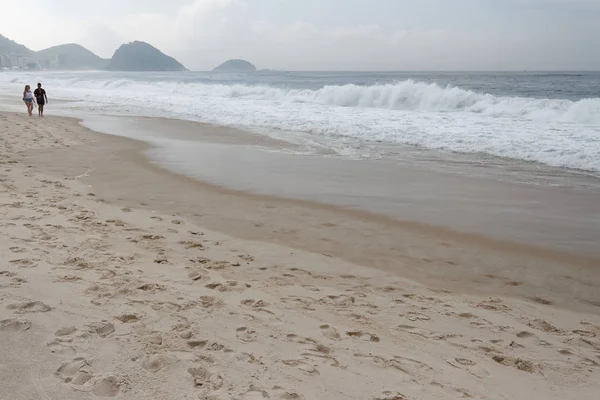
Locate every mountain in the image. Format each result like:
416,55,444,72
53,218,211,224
1,34,186,72
36,43,108,70
1,34,105,70
213,59,256,72
107,41,187,71
0,34,34,56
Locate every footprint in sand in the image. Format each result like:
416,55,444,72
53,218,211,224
90,321,115,338
9,259,38,268
286,334,318,345
142,354,179,373
205,281,249,292
280,296,317,311
272,387,304,400
187,268,210,282
491,355,537,373
99,270,117,280
373,392,408,400
390,355,434,375
187,340,208,349
301,284,320,292
346,331,380,343
137,283,167,293
10,277,27,287
320,325,341,341
0,319,32,332
301,345,339,367
188,366,224,389
288,268,312,276
239,254,254,262
179,329,194,340
145,332,163,345
476,298,510,312
241,389,270,399
405,311,431,322
7,301,51,314
115,314,141,323
55,326,77,337
47,340,76,356
92,376,120,397
205,260,239,270
138,234,165,241
320,294,355,308
527,319,565,335
154,256,169,264
207,342,226,352
403,320,437,334
198,296,223,310
446,357,490,378
281,360,320,376
236,327,258,343
55,358,93,385
241,299,270,309
106,219,126,227
180,240,205,250
517,331,535,339
356,353,427,381
572,330,596,338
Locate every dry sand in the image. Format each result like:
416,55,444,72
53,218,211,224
1,111,599,400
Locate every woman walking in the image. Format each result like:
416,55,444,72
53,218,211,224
23,85,36,116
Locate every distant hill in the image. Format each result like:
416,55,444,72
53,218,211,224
1,34,187,72
0,34,34,56
36,43,108,70
108,41,187,71
213,59,256,72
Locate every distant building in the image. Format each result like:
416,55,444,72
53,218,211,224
0,54,8,67
0,54,42,70
37,59,52,69
17,56,28,68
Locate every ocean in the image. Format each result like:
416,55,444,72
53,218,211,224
1,70,599,173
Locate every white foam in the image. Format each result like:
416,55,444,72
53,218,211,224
1,73,599,171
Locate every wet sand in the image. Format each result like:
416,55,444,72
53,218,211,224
81,116,600,258
23,114,600,310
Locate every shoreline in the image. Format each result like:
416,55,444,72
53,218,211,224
15,111,600,306
1,110,599,399
82,115,600,258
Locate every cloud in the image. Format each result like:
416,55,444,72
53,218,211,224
78,0,502,70
2,0,600,70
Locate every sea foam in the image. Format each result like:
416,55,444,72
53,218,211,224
1,74,599,171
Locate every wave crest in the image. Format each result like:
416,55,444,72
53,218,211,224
186,80,600,124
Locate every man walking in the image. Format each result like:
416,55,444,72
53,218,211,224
34,83,48,117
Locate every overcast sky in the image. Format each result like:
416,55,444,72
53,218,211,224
2,0,600,70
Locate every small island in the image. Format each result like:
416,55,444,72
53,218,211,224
107,41,187,72
212,59,256,72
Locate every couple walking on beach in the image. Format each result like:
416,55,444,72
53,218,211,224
23,82,48,117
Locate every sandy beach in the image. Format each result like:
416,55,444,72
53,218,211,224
1,111,600,400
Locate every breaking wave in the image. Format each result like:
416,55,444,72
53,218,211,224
1,73,599,171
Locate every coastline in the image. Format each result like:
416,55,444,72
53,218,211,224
7,110,600,305
1,110,599,399
81,115,600,258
